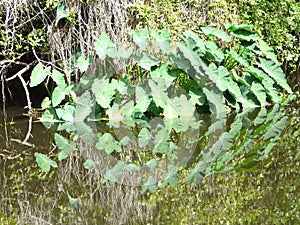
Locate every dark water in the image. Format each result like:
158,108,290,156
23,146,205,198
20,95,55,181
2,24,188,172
0,103,299,224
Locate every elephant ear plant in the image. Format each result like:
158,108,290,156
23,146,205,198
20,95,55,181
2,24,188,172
30,24,292,191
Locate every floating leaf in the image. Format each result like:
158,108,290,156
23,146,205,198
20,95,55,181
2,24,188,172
30,63,51,87
34,153,58,172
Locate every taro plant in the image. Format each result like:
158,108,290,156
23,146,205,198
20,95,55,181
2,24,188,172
30,25,292,191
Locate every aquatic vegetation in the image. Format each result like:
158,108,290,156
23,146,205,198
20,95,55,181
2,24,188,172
30,25,292,192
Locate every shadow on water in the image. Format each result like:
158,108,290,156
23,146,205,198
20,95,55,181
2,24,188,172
0,102,299,224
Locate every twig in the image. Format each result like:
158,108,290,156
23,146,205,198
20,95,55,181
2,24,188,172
5,60,37,111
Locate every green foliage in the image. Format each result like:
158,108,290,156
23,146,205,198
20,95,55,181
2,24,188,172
32,26,291,192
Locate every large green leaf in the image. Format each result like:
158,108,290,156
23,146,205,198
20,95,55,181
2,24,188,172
231,29,260,41
205,40,224,62
55,2,68,26
257,39,279,65
200,27,231,42
94,33,116,60
183,30,206,52
228,48,250,67
152,29,171,53
209,63,231,91
56,104,74,122
251,81,267,106
135,86,151,112
257,58,292,93
52,85,68,107
203,87,226,118
148,79,168,109
131,28,149,51
92,77,117,108
34,153,58,172
135,53,159,71
30,62,51,87
224,24,253,31
51,69,66,87
75,55,91,72
74,91,93,121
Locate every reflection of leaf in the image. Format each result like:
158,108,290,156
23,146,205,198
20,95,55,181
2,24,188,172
55,133,76,160
84,160,96,170
34,153,58,172
96,133,122,154
263,116,287,140
102,161,125,183
75,122,96,144
74,91,94,121
160,165,178,188
141,177,157,194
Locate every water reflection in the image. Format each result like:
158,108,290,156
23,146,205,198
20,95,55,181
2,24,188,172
0,104,299,224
